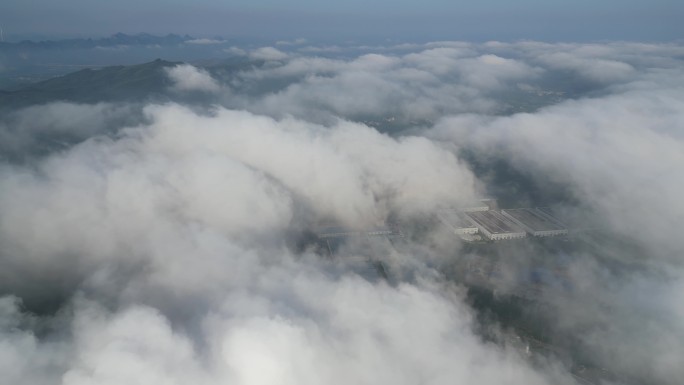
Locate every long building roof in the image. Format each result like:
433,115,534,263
466,211,524,235
437,210,477,230
503,208,566,232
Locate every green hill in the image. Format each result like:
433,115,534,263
0,59,180,110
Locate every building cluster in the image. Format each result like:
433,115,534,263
438,201,568,241
312,201,568,245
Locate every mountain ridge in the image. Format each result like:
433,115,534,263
0,59,182,109
0,33,196,51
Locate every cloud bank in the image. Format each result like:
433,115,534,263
1,40,684,385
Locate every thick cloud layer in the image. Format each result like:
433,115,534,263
212,41,684,125
2,40,684,385
227,48,539,122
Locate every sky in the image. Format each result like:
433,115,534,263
1,0,683,41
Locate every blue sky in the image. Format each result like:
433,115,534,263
1,0,682,42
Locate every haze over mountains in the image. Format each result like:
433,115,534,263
1,32,684,385
0,33,237,89
0,32,194,50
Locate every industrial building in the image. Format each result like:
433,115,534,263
366,227,395,236
535,207,574,228
316,226,359,239
466,211,527,241
535,206,557,218
479,198,498,210
456,198,494,212
437,210,479,235
458,204,489,212
502,208,568,237
316,226,393,239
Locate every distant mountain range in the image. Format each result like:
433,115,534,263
0,33,196,51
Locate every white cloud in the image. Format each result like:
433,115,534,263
0,102,136,157
165,64,220,93
249,47,289,61
231,45,541,121
186,38,225,45
0,99,565,384
276,38,307,46
139,105,478,223
537,52,635,83
429,58,684,384
224,46,247,56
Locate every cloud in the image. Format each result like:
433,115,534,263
0,102,138,160
276,38,307,46
94,44,129,51
224,46,247,56
0,101,566,384
536,52,635,83
232,51,498,122
249,47,289,61
297,45,344,53
63,303,205,385
432,72,684,256
226,45,543,123
165,64,221,93
1,277,570,385
0,102,481,308
186,38,225,45
220,41,684,126
428,51,684,384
